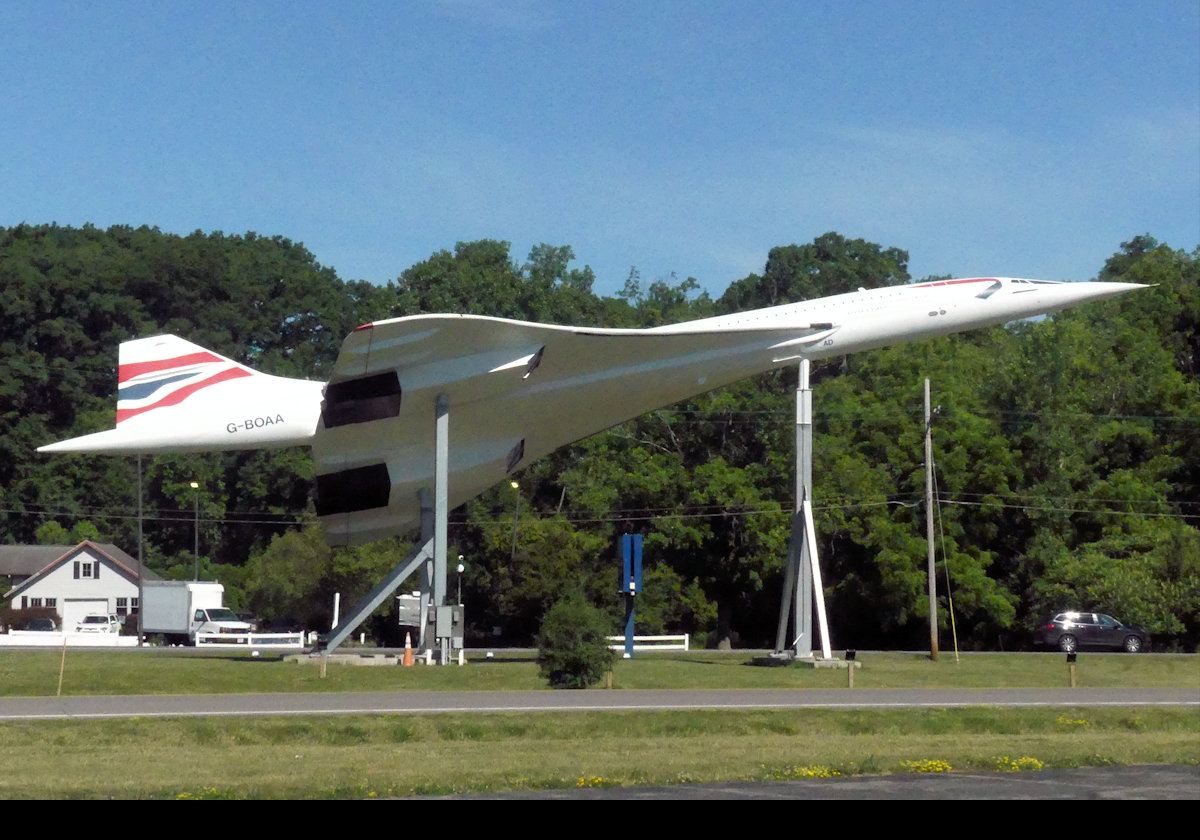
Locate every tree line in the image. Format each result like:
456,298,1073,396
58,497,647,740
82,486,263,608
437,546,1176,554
2,224,1196,649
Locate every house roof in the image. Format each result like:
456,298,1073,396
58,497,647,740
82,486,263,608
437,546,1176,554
2,541,160,599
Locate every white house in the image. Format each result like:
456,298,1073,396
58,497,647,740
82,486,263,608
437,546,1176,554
1,541,158,628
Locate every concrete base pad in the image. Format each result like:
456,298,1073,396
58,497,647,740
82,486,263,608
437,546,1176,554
750,655,860,669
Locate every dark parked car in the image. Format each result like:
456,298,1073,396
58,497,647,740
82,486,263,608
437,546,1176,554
1040,611,1148,653
24,618,58,631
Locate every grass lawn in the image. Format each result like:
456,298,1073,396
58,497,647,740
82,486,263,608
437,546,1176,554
1,648,1196,696
0,649,1195,798
0,707,1196,798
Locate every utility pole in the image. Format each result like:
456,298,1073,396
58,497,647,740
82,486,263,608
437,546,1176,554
925,378,939,661
190,481,200,581
509,480,520,561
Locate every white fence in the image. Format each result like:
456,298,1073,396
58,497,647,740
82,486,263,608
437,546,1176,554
194,632,307,650
0,631,139,647
0,631,307,650
606,634,689,652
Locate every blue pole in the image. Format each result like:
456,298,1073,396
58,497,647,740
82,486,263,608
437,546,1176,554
622,535,634,658
621,534,643,658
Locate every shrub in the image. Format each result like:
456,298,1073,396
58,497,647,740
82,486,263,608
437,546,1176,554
536,596,615,689
0,606,62,632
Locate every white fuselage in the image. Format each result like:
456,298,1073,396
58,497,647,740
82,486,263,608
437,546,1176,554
38,275,1146,545
39,277,1140,460
652,277,1123,359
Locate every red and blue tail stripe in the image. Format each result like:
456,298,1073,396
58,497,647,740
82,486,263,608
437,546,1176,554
116,351,251,423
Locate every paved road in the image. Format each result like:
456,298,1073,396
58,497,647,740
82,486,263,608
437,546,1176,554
423,764,1200,800
0,687,1195,720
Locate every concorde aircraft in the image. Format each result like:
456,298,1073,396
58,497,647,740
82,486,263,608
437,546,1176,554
40,277,1143,546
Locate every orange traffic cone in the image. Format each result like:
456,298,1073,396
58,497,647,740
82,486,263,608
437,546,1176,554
403,632,414,667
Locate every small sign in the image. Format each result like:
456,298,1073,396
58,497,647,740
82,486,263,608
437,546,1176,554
620,533,643,594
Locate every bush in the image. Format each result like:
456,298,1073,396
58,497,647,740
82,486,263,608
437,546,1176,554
536,596,615,689
0,606,62,632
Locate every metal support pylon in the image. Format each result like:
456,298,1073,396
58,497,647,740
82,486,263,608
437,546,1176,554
323,393,454,657
774,359,832,658
418,394,452,660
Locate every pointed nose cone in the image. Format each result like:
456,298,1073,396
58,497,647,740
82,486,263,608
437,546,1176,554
1074,281,1148,302
1039,280,1148,312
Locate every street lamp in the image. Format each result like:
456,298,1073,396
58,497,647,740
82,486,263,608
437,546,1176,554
509,481,520,561
189,481,200,581
456,555,465,606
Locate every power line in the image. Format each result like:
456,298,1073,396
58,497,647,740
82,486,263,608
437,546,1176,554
11,484,1199,529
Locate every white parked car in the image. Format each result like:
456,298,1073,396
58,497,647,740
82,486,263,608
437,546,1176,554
76,613,120,634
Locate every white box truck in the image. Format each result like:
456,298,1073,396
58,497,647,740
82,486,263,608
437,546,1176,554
140,581,252,645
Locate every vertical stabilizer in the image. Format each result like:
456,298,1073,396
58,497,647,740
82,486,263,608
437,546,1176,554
39,335,324,454
117,335,256,425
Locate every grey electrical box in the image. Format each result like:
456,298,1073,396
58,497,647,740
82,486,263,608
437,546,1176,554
435,605,463,639
422,604,466,663
396,592,422,627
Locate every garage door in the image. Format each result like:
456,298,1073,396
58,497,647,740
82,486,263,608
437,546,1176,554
63,599,109,628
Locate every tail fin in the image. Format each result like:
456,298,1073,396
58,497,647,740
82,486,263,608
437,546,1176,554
117,335,255,425
40,335,324,454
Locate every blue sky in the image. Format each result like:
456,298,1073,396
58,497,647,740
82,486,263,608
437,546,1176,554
3,1,1197,299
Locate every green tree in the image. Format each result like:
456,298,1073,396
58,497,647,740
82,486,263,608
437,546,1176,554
719,231,909,310
34,521,70,545
244,527,331,627
9,224,1197,653
1028,520,1200,639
